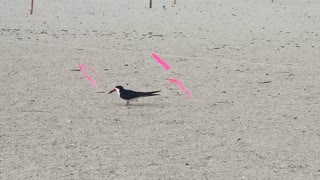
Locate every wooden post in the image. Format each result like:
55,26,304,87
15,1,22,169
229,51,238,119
30,0,34,14
149,0,152,8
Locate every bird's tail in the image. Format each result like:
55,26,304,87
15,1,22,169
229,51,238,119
142,91,160,96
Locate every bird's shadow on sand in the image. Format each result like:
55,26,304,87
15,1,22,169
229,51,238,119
113,102,164,108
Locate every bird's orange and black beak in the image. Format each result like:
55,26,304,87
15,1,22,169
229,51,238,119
108,88,116,94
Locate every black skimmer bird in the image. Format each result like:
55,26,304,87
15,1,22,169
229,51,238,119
108,86,160,106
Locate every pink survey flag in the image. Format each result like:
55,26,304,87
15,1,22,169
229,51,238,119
169,78,192,97
152,53,171,71
78,64,99,91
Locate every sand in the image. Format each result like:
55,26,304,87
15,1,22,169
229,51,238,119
1,0,320,179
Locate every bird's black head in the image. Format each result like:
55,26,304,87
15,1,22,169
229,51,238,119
108,86,125,94
115,86,124,90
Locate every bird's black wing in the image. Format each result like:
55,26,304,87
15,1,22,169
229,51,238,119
141,91,161,96
120,90,160,100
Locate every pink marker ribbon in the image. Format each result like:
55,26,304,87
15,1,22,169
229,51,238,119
78,64,99,91
152,53,171,71
169,78,191,97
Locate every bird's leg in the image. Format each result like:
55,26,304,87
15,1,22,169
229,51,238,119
126,101,129,106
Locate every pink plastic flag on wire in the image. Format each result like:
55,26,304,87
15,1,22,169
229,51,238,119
169,78,192,97
78,64,99,91
152,53,171,71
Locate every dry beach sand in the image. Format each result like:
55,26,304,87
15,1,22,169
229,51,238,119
1,0,320,179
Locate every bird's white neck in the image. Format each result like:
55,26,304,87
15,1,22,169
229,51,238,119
115,88,120,96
